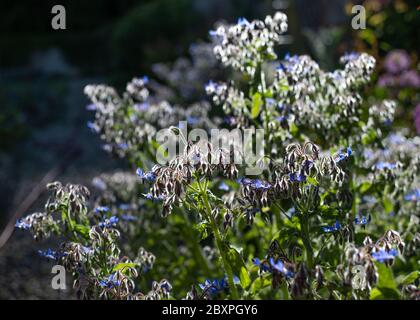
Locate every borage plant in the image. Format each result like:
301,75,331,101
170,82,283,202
16,11,419,300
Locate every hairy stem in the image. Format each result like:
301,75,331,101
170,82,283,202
199,180,239,299
181,210,212,275
299,213,314,269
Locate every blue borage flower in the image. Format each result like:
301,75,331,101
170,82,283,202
98,216,119,228
102,144,112,152
86,103,97,111
322,220,341,233
372,248,398,263
218,181,230,191
208,29,220,38
81,246,94,255
134,102,150,111
199,276,240,297
340,52,360,63
404,189,420,201
92,177,106,191
136,168,156,182
131,75,149,86
15,219,31,230
118,203,131,211
159,280,173,292
38,248,67,260
387,133,405,145
277,54,300,72
266,98,276,108
362,195,376,204
289,172,306,182
237,17,251,27
284,52,298,61
237,177,252,185
354,214,371,226
252,179,271,190
375,161,397,170
120,214,138,222
223,116,237,126
276,115,288,123
276,63,287,72
140,75,149,84
237,177,272,190
186,116,200,125
94,206,110,214
252,258,271,272
335,147,352,163
87,121,99,133
252,258,294,278
99,273,122,289
205,80,218,92
269,258,294,278
143,193,165,202
118,142,128,150
383,119,393,126
363,149,374,160
199,278,227,296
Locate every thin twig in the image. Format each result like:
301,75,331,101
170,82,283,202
0,143,80,249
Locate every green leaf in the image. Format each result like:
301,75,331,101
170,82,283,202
239,266,251,290
278,281,291,300
370,262,400,300
250,276,271,295
306,176,319,186
383,197,393,214
361,128,377,145
112,262,137,273
369,288,384,299
289,122,299,136
194,222,209,240
376,262,397,289
251,93,263,119
398,271,420,286
73,224,90,239
359,182,372,193
226,246,245,276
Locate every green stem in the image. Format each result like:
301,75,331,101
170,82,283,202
181,209,212,275
299,213,314,269
198,180,239,299
65,203,79,241
259,66,270,157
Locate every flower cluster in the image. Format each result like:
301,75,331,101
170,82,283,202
207,49,378,151
141,140,239,217
151,42,223,103
17,10,419,301
85,77,214,162
272,52,376,143
210,12,288,76
339,230,405,292
15,183,171,300
15,212,58,240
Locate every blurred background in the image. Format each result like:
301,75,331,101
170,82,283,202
0,0,418,299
